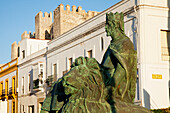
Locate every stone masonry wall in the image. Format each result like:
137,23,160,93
35,11,52,40
52,4,100,38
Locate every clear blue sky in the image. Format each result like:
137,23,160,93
0,0,121,64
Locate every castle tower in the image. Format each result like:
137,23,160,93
11,41,18,60
52,4,100,38
35,11,52,40
21,31,35,40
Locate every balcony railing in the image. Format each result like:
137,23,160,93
0,87,16,96
0,89,5,96
45,74,58,87
0,58,17,72
9,87,12,95
45,75,53,87
32,74,58,88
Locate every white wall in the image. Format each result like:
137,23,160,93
46,0,170,109
18,38,48,113
0,100,7,113
46,0,138,100
19,38,49,60
138,0,170,109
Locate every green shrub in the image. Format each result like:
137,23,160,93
151,107,170,113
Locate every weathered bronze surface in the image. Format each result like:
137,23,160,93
41,12,151,113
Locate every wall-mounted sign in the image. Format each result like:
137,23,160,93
152,74,162,79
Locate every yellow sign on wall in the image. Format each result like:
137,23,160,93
152,74,162,79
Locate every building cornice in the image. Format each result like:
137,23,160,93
48,0,130,45
47,21,105,55
47,5,137,55
138,4,170,10
0,58,18,78
18,49,46,67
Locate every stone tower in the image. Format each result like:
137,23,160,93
11,41,18,60
35,11,52,40
52,4,100,38
21,31,35,40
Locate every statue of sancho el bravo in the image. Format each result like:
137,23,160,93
40,12,151,113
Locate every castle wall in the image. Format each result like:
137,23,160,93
11,41,18,60
35,11,52,40
52,4,99,38
53,5,62,39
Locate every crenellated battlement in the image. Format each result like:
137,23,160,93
36,11,52,18
54,4,100,19
52,4,100,38
21,4,100,41
21,31,35,40
35,11,52,40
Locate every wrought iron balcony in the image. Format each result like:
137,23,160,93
45,74,58,87
0,89,5,96
45,75,53,87
9,87,12,95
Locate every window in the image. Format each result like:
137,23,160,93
22,50,25,59
22,77,24,94
161,30,170,60
28,74,31,91
18,47,20,57
28,105,34,113
39,63,44,85
39,102,43,113
88,50,92,58
12,76,16,94
22,105,24,113
53,64,57,81
5,79,9,95
69,58,73,70
20,105,21,113
39,63,44,75
0,81,3,96
136,69,139,100
12,101,15,113
100,37,104,51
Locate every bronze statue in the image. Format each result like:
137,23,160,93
102,12,137,103
40,12,151,113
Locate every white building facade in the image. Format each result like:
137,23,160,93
16,0,170,112
46,0,170,110
18,38,49,113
